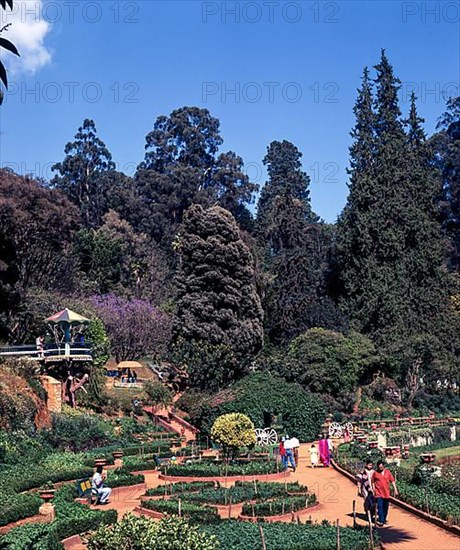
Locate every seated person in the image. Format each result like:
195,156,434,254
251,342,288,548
92,465,112,505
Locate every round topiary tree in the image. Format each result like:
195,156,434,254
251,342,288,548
210,412,256,461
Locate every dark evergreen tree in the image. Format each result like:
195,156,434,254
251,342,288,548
337,52,447,349
173,204,264,389
431,96,460,271
257,140,318,241
51,119,115,228
256,141,343,343
136,107,257,246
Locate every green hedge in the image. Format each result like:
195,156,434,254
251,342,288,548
235,480,308,494
183,482,309,505
241,494,316,517
0,487,117,548
106,469,145,489
181,373,325,443
0,523,63,550
204,520,374,550
0,492,41,527
162,461,280,478
141,498,220,524
145,481,216,496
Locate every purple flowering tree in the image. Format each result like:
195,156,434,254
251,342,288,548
91,295,172,362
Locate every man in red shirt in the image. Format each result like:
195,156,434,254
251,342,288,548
372,460,398,526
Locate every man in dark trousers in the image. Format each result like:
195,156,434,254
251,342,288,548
372,460,398,526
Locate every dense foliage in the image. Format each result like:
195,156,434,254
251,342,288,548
179,373,325,442
0,51,459,421
203,520,375,550
88,514,219,550
173,204,263,389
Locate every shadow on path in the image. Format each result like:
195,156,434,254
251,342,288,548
376,526,417,545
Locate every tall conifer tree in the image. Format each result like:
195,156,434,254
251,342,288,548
256,141,343,343
337,52,447,349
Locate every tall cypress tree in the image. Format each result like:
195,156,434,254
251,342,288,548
431,96,460,271
256,141,342,343
173,205,264,389
402,94,446,330
337,52,447,349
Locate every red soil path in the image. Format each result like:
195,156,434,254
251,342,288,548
63,444,460,550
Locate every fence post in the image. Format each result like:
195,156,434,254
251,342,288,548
336,519,340,550
366,510,374,549
352,499,356,528
258,524,267,550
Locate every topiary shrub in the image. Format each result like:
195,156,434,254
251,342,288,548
210,413,256,460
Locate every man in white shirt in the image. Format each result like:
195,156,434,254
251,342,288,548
283,436,296,471
92,466,112,505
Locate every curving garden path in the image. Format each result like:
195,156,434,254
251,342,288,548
64,444,460,550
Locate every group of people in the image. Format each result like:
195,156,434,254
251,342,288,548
309,434,334,467
118,367,138,384
279,433,334,471
357,458,398,526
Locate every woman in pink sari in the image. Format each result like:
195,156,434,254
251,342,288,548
318,434,330,467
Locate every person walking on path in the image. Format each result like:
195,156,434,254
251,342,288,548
290,435,300,467
283,436,296,471
372,460,398,526
318,434,331,467
309,444,319,467
279,437,288,469
357,458,375,522
326,434,334,459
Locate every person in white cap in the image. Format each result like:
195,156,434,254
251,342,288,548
290,436,300,467
283,435,296,471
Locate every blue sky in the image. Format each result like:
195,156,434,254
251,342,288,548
1,0,459,222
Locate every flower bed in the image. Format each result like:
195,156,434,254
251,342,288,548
183,482,310,505
140,498,221,524
203,520,375,550
397,480,460,525
241,494,317,517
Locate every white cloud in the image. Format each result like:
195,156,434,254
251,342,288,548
1,1,52,75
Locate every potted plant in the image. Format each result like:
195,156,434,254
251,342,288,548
94,458,107,468
420,453,435,464
38,481,55,503
113,450,124,460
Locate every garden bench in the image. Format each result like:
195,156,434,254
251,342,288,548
76,478,99,505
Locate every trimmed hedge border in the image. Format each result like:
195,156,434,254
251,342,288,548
239,502,320,522
159,471,290,483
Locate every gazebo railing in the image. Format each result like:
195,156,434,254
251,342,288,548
0,342,93,360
